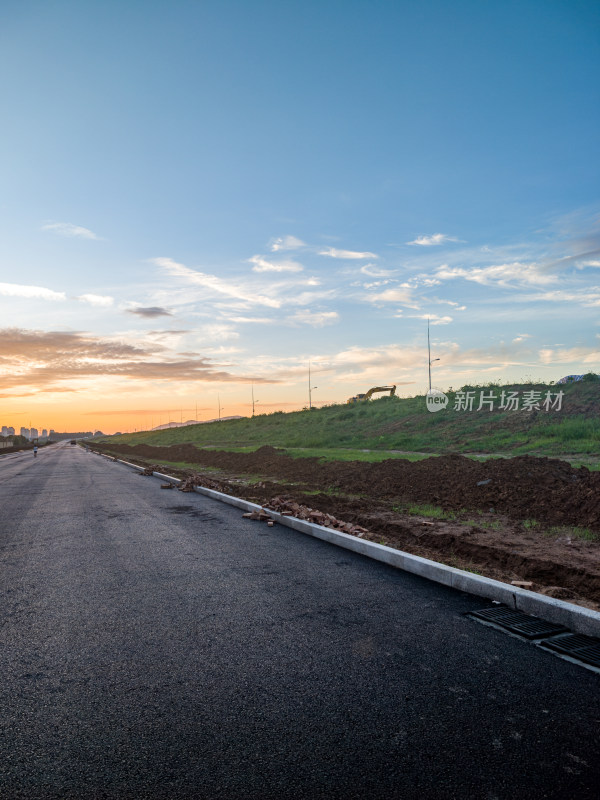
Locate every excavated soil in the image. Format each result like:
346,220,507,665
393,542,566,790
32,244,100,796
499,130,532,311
95,443,600,610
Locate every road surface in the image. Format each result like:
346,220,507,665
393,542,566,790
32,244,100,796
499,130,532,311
1,443,599,799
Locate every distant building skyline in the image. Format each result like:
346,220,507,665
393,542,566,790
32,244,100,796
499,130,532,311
2,424,49,440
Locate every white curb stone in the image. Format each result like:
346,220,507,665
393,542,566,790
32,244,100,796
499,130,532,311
106,454,600,638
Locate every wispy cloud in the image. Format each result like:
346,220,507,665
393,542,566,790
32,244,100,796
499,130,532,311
198,323,239,341
152,257,281,308
359,264,394,277
539,345,600,365
367,287,417,306
227,316,275,324
41,222,99,240
249,255,303,273
520,287,600,307
409,313,453,325
435,262,558,287
270,235,306,252
0,282,66,301
319,247,378,260
399,275,442,288
289,310,339,327
126,306,173,318
307,340,545,384
0,327,278,397
407,233,459,246
77,294,114,307
431,297,467,309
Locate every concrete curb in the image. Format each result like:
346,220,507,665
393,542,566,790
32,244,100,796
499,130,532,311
104,453,600,638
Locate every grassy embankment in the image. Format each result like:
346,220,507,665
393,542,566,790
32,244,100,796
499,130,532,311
98,380,600,468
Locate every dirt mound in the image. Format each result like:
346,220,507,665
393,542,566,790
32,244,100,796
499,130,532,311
102,444,600,530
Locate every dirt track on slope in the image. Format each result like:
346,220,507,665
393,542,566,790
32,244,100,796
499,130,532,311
94,443,600,609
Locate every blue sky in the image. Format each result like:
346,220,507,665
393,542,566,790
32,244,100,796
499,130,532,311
1,0,599,432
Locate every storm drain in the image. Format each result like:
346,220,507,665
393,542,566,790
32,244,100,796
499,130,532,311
539,634,600,669
467,605,600,672
467,606,568,639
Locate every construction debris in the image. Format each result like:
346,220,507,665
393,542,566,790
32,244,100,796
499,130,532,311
140,464,160,476
160,483,174,489
178,476,199,492
174,473,233,494
242,509,273,522
264,496,370,538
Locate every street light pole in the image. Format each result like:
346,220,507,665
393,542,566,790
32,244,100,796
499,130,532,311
308,361,318,410
428,319,432,392
251,384,258,416
427,317,441,391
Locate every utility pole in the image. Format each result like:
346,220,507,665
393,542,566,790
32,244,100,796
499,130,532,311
218,394,223,421
251,384,258,416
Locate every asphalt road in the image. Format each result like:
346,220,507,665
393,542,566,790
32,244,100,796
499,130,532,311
1,443,599,799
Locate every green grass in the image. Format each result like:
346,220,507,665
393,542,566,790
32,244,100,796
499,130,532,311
545,526,599,542
97,380,600,463
398,503,456,520
523,519,539,529
463,519,503,530
283,447,428,462
143,459,224,474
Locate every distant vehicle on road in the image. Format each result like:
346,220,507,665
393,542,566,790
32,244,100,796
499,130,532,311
70,440,76,445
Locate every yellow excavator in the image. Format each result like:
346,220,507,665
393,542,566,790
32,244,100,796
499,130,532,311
347,385,396,404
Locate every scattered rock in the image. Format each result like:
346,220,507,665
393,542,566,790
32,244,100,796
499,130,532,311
242,509,272,522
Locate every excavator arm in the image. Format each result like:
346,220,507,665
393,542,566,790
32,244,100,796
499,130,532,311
347,385,396,403
363,385,396,401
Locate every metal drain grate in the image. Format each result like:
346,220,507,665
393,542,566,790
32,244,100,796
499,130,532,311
539,634,600,668
467,606,568,640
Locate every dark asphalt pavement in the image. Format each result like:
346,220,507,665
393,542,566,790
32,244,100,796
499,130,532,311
1,443,599,799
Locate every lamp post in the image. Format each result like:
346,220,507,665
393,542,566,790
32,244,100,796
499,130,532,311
218,395,224,421
251,384,259,417
427,318,441,392
308,361,318,409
